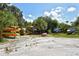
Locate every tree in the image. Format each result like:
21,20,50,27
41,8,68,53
43,16,58,32
8,5,25,28
25,22,33,34
0,3,25,28
0,10,18,39
24,21,27,27
0,3,8,10
73,17,79,26
58,23,70,33
72,17,79,33
33,17,48,33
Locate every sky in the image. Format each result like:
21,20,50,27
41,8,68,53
13,3,79,23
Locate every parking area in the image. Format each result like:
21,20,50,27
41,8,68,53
0,36,79,56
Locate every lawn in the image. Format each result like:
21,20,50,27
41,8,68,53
28,33,79,38
48,33,79,38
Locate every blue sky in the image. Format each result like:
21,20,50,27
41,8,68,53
13,3,79,23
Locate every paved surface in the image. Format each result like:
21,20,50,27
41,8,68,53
0,36,79,56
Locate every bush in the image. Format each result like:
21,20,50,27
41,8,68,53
0,38,7,43
48,29,52,34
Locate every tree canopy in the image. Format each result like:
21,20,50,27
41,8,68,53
42,16,58,32
0,10,18,29
73,17,79,26
58,23,70,33
0,3,25,39
33,17,48,33
0,3,25,28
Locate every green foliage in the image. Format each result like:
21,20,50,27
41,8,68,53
0,4,18,39
43,16,58,32
24,21,27,27
58,23,70,33
74,17,79,26
0,3,25,28
0,10,18,30
0,3,25,39
0,38,8,43
75,26,79,34
33,17,47,32
0,3,8,10
8,5,25,27
25,22,33,34
70,17,79,34
48,29,52,34
1,3,79,36
48,33,79,38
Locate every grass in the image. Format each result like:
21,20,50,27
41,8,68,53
48,33,79,38
0,38,8,43
27,33,79,38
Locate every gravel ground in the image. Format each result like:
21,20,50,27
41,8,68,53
0,36,79,56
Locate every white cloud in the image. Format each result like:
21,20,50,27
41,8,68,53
67,7,76,12
55,7,63,13
7,4,13,6
23,14,33,22
44,7,63,17
51,9,54,11
50,10,62,17
43,7,64,23
28,14,32,18
44,11,50,16
71,17,76,22
25,18,33,22
23,16,33,22
23,16,27,20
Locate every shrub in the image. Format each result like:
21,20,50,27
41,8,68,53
48,29,52,34
0,38,7,43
